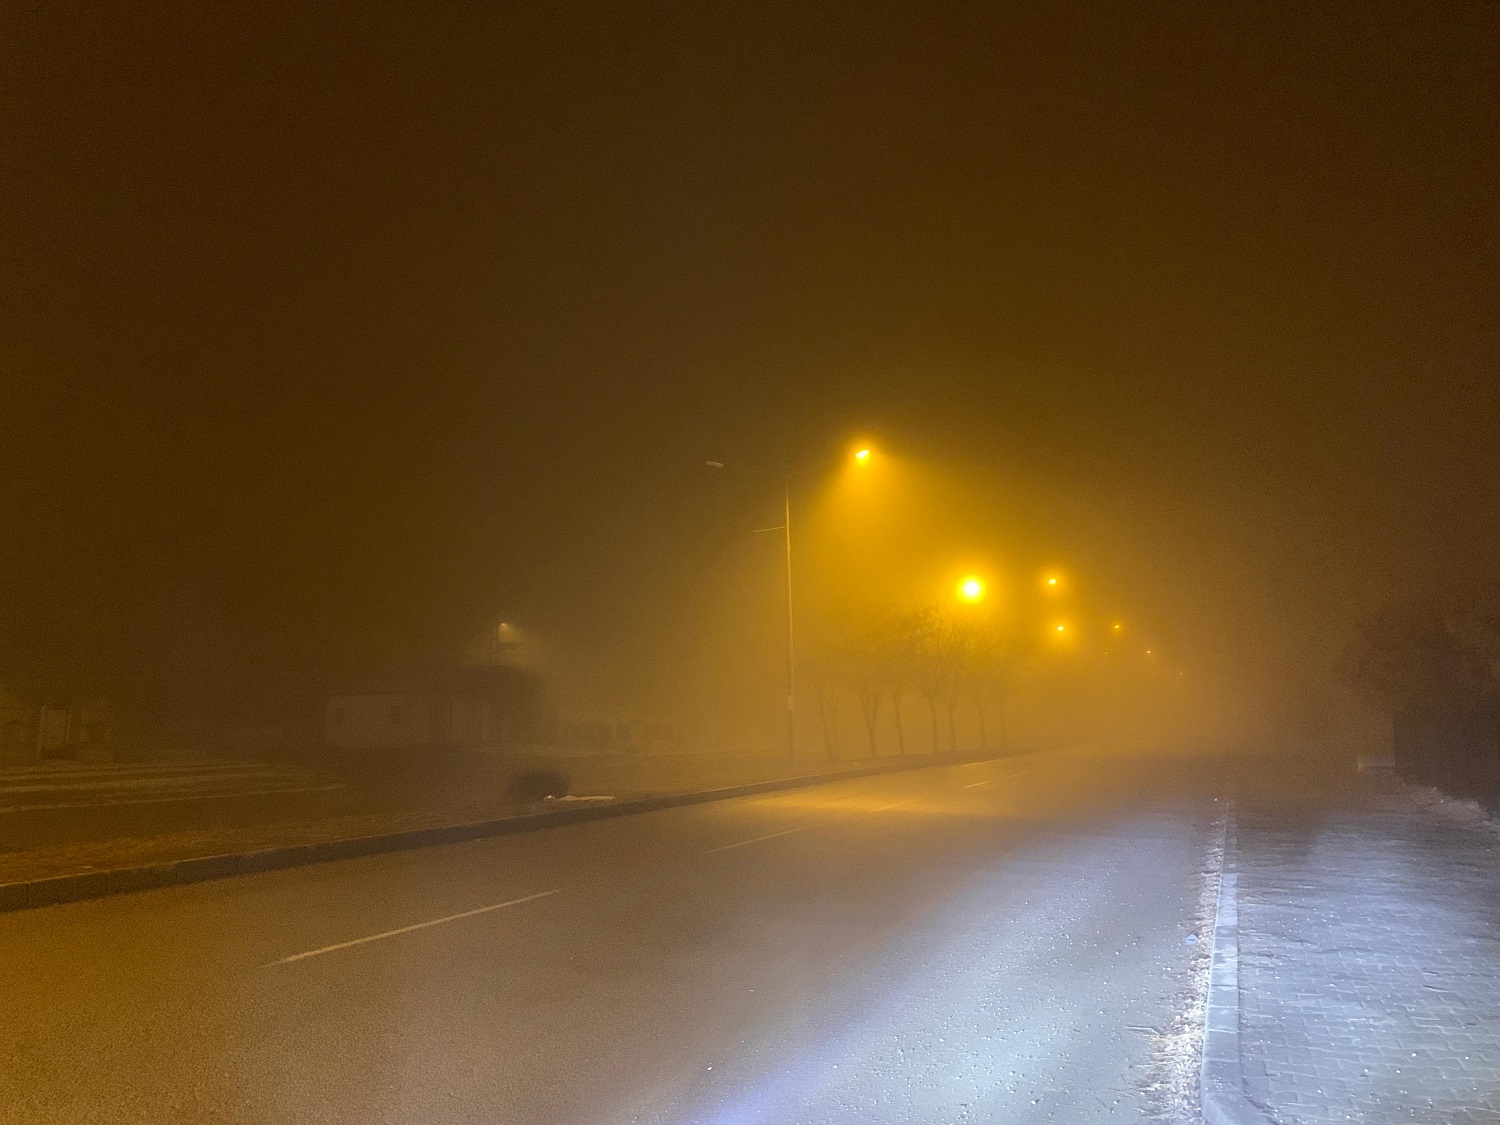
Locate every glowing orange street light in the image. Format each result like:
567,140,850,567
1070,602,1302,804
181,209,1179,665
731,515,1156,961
854,448,872,463
957,576,985,603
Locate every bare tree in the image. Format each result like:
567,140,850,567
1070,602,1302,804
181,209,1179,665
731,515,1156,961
819,602,1014,758
907,607,948,752
854,677,882,758
907,607,973,751
823,607,891,759
803,655,844,762
883,671,909,756
932,614,973,749
972,615,1036,749
879,608,925,756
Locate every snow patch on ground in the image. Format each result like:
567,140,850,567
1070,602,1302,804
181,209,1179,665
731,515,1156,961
1140,808,1224,1123
1381,782,1500,834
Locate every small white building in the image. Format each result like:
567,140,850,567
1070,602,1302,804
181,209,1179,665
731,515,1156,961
0,687,32,765
327,694,435,750
325,693,508,750
324,664,537,751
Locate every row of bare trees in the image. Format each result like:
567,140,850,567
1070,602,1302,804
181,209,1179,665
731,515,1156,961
807,605,1035,760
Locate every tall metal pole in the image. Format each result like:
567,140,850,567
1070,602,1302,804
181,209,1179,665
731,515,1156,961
783,477,796,757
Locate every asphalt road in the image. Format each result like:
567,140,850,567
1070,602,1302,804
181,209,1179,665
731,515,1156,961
0,747,1221,1124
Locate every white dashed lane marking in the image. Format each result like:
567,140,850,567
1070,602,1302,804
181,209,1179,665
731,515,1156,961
267,889,561,966
706,827,810,854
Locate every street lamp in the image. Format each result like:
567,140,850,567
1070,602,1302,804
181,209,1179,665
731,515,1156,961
706,444,874,758
957,576,986,603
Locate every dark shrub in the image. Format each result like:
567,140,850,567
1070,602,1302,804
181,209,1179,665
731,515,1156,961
1394,702,1500,806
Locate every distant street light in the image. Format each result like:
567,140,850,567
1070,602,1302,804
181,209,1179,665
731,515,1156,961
854,448,872,463
957,576,986,603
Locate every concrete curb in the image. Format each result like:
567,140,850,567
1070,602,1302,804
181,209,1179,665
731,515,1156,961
1201,802,1279,1125
0,747,1026,914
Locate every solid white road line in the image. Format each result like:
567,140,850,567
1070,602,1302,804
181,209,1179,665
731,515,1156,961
962,780,990,789
2,770,288,794
0,782,345,814
706,826,809,854
267,889,561,966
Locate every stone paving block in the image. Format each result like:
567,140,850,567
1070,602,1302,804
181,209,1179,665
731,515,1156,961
1235,785,1500,1124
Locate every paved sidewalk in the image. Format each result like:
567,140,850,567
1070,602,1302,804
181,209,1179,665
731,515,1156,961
1235,779,1500,1123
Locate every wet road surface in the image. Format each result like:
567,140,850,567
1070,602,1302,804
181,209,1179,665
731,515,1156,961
0,747,1220,1124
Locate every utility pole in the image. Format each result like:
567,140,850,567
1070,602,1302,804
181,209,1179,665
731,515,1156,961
783,478,796,758
709,451,872,759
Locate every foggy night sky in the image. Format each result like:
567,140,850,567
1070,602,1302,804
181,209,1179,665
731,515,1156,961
2,3,1497,728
